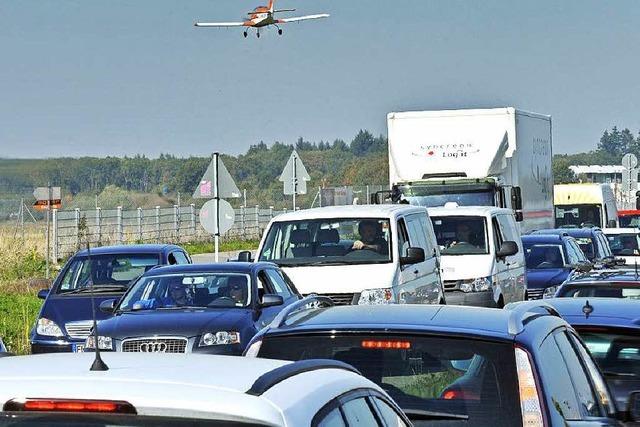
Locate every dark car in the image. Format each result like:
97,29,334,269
555,270,640,299
546,298,640,415
522,234,592,300
87,262,301,355
533,227,619,268
246,297,639,426
31,244,191,354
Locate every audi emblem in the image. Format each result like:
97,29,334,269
138,342,168,353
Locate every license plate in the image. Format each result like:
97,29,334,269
73,344,85,353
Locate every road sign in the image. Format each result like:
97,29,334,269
279,150,310,196
33,187,62,210
622,153,638,170
199,199,235,235
192,154,241,199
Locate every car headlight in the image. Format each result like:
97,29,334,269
85,335,113,350
198,331,240,347
357,288,394,305
244,339,262,357
36,318,63,337
542,286,557,299
460,277,492,293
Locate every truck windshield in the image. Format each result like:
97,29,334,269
431,216,489,255
258,218,392,266
404,191,494,207
555,204,601,228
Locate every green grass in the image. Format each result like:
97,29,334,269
183,239,260,255
0,293,42,355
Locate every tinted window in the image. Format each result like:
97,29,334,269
496,215,518,247
431,216,489,255
418,214,437,257
341,398,379,426
171,251,190,264
596,233,612,257
264,269,292,298
555,205,601,228
258,334,522,426
574,237,596,261
405,214,429,253
557,284,640,299
579,329,640,377
524,244,565,269
397,219,410,258
317,407,346,427
538,334,581,420
372,397,408,427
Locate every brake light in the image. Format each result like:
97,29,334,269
514,347,545,427
441,389,480,400
3,399,137,414
361,340,410,349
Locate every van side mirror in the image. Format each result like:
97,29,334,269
636,192,640,210
99,299,118,314
371,190,393,204
514,211,523,222
496,241,518,258
400,247,425,266
238,251,253,262
627,391,640,422
37,289,50,300
260,294,284,308
608,220,617,228
511,186,523,210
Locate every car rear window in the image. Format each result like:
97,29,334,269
557,284,640,299
258,334,522,426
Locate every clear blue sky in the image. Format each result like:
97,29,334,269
1,0,639,158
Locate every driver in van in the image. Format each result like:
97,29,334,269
451,223,473,247
352,220,388,254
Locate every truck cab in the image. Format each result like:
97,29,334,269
554,183,618,228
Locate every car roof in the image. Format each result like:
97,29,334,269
566,269,640,284
266,304,556,341
545,298,640,329
521,234,569,244
75,244,183,257
271,204,426,221
601,228,640,234
0,353,379,425
144,262,279,276
533,228,601,238
427,205,514,217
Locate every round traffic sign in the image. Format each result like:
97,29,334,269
199,199,235,235
622,153,638,170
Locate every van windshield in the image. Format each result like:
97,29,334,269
404,191,494,208
431,216,489,255
555,204,601,228
258,218,392,266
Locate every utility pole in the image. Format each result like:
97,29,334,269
46,183,51,279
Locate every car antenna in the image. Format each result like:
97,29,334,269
81,217,109,372
582,300,593,319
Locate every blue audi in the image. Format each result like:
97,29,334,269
85,262,301,355
31,244,191,353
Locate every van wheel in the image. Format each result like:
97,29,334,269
497,296,505,309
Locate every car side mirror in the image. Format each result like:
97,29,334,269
615,257,627,266
260,294,284,308
627,391,640,422
573,261,593,272
238,251,253,262
400,247,425,266
514,211,523,222
496,241,518,258
511,186,523,210
37,289,50,300
608,220,617,228
99,299,118,314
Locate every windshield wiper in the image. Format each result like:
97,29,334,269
403,409,469,421
603,371,637,377
61,285,128,295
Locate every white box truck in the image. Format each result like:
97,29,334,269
384,107,554,233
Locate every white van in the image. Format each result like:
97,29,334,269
554,183,618,228
256,205,444,305
427,205,526,307
602,228,640,266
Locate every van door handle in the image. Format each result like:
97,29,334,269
413,269,419,275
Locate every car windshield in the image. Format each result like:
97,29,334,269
431,216,488,255
404,191,495,208
619,215,640,228
555,204,601,228
57,254,160,293
258,218,391,266
258,334,522,426
605,233,640,256
557,284,640,299
118,273,252,310
578,330,640,378
574,237,596,261
524,243,566,269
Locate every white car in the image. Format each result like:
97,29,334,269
602,227,640,266
0,353,410,426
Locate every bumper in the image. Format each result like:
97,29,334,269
30,339,79,354
444,290,497,308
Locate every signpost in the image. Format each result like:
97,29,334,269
621,154,639,209
193,153,240,261
33,185,62,279
279,150,310,210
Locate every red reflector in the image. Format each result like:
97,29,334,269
4,399,136,414
361,340,410,349
442,390,459,400
441,389,480,400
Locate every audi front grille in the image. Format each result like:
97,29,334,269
121,337,188,353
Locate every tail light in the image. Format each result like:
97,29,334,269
361,340,410,349
4,399,136,414
514,347,545,427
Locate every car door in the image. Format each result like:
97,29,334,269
399,214,441,304
495,214,525,303
263,268,299,305
255,269,286,329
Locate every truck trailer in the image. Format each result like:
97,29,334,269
384,107,554,233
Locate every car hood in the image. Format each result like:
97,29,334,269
99,308,253,339
41,294,124,326
525,268,571,289
281,263,396,294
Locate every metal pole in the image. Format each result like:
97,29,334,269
75,208,81,250
173,205,179,241
190,204,196,235
137,208,143,242
319,187,322,207
20,198,24,241
52,208,58,262
96,207,102,246
243,189,247,208
116,206,123,244
46,184,51,279
292,153,297,210
155,206,160,242
213,153,220,262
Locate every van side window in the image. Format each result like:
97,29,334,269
397,219,410,257
417,214,436,257
492,217,503,252
496,215,518,248
406,214,429,254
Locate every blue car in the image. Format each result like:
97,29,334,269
246,298,637,426
533,227,619,269
522,234,592,300
31,244,191,353
86,262,301,355
546,298,640,414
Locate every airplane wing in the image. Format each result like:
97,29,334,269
278,14,330,23
194,21,247,27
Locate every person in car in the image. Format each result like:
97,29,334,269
537,248,563,269
351,220,388,254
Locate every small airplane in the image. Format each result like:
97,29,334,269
194,0,329,38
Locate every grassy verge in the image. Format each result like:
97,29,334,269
183,239,260,255
0,293,42,355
